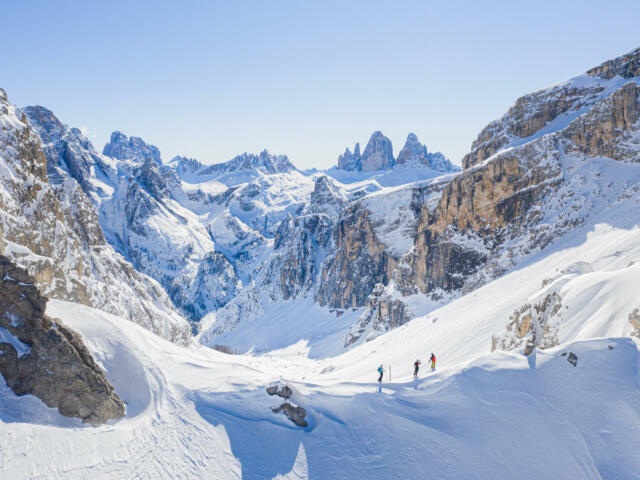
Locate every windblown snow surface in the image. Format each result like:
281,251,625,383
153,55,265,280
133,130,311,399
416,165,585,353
1,210,640,479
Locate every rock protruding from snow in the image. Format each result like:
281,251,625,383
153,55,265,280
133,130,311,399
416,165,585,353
493,292,562,353
267,382,307,427
586,47,640,80
361,131,395,171
397,133,457,173
337,143,362,171
266,382,293,399
103,131,162,164
629,308,640,337
272,402,308,427
306,175,347,217
337,131,395,171
0,256,125,424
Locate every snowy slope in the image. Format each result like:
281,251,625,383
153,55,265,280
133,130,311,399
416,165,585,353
1,272,639,479
2,157,640,477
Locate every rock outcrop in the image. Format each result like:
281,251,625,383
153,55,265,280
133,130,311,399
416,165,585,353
344,284,410,346
586,47,640,80
0,255,125,424
337,131,395,171
361,131,395,171
337,143,361,171
272,402,308,427
629,308,640,337
397,133,457,173
316,203,397,309
266,382,293,399
103,131,162,164
3,92,191,344
492,292,562,353
267,383,307,427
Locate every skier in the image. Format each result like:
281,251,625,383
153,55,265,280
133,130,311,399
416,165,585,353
413,359,421,377
377,364,384,383
429,353,436,370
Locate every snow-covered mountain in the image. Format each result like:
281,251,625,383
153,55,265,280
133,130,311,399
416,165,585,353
23,106,460,337
197,47,640,354
0,93,190,344
2,46,640,480
16,46,640,357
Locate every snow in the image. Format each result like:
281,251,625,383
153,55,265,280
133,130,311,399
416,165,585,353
0,326,30,357
0,295,637,479
199,297,363,358
324,162,456,188
3,202,640,478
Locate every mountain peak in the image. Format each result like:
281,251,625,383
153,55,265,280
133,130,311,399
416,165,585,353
361,131,395,171
397,133,457,173
397,133,427,163
103,131,162,164
23,105,66,143
337,132,395,172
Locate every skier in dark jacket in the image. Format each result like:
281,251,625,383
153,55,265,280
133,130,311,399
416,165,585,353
413,359,421,377
377,364,384,382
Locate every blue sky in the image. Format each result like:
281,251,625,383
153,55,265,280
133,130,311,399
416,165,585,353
2,0,639,169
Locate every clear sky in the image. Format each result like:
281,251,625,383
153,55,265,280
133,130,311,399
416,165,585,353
2,1,639,169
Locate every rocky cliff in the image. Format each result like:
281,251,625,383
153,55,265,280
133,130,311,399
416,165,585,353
2,94,191,344
321,48,640,345
337,131,395,171
397,133,457,173
0,255,125,424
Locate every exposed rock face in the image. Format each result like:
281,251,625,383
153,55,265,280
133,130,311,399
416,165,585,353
492,292,562,352
344,284,410,346
272,402,308,427
562,81,640,161
394,139,561,299
397,133,457,173
306,176,347,217
337,143,361,171
266,382,293,399
186,252,240,321
271,213,333,301
0,256,125,424
460,77,617,170
3,92,191,344
334,48,640,345
267,382,307,427
23,106,112,192
397,133,426,165
361,131,395,171
586,47,640,80
316,204,397,309
629,308,640,337
103,131,161,164
337,131,395,171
